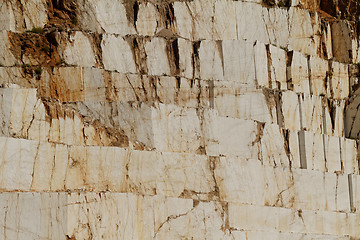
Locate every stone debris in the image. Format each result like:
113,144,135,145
0,0,360,239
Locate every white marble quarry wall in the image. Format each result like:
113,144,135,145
0,0,360,239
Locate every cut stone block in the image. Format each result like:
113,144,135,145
281,90,301,131
331,61,349,99
299,94,323,134
323,135,342,173
198,40,224,81
77,0,136,35
290,51,310,94
145,38,171,76
223,40,255,85
298,131,326,171
262,7,289,48
213,0,237,40
254,41,269,88
101,34,137,74
135,3,160,36
236,1,269,44
340,138,359,174
60,32,96,67
309,56,328,96
269,45,287,90
288,7,315,56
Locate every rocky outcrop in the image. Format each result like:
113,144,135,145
1,0,360,239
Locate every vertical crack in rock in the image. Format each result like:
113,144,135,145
266,44,273,87
298,130,307,169
286,51,293,91
307,55,313,94
328,58,334,97
126,74,140,102
275,91,285,128
209,80,214,109
166,38,180,76
90,33,103,68
215,40,224,75
253,122,265,162
348,173,355,212
30,142,40,189
123,0,137,27
192,41,201,80
127,36,148,74
298,93,304,130
283,129,292,167
263,88,277,123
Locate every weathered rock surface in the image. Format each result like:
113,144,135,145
1,0,360,239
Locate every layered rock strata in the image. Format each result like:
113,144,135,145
1,0,360,239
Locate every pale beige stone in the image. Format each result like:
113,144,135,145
352,38,360,64
262,7,289,48
298,131,325,171
213,84,276,124
61,32,96,67
299,94,323,134
254,41,269,88
269,45,287,90
50,144,68,191
0,88,39,138
289,130,301,168
261,123,289,167
101,34,137,74
0,193,67,239
0,0,47,31
151,104,202,153
324,135,341,172
178,38,193,79
31,142,55,190
0,31,16,66
198,40,224,81
236,2,269,43
223,40,255,85
331,61,349,99
281,90,301,131
173,2,193,40
83,67,106,101
309,56,328,96
340,138,358,174
0,137,38,190
291,51,310,94
0,2,18,31
205,117,259,158
350,175,360,212
288,7,315,56
225,191,352,234
215,157,265,205
292,169,326,210
127,151,214,198
213,0,237,40
20,0,48,30
145,38,171,76
173,0,214,40
324,99,345,137
77,0,136,35
136,3,159,36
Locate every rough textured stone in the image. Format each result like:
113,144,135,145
0,0,360,239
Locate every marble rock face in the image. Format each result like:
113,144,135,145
1,0,360,239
